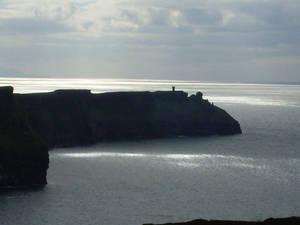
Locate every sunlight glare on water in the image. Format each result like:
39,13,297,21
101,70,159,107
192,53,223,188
208,96,300,107
59,152,147,158
57,151,280,170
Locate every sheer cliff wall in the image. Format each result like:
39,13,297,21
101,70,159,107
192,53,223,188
0,87,49,188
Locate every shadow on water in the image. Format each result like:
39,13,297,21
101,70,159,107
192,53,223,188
0,186,46,196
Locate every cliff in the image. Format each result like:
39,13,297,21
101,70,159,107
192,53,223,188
15,89,241,148
143,217,300,225
0,86,49,188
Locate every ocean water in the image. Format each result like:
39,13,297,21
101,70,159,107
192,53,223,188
0,78,299,225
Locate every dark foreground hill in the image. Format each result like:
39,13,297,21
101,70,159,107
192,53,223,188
0,86,49,188
143,217,300,225
15,89,242,148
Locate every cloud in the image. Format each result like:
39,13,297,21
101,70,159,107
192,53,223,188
0,18,73,34
0,0,300,82
184,8,222,25
1,0,299,38
0,67,24,76
236,1,300,28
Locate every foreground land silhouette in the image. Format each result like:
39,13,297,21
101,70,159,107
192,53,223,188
144,217,300,225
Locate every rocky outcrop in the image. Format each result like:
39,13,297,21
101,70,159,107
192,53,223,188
15,89,241,148
143,217,300,225
0,86,49,188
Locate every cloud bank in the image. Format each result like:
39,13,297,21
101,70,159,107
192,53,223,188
0,0,300,82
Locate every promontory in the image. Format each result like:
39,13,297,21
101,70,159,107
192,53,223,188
1,87,241,188
15,89,242,148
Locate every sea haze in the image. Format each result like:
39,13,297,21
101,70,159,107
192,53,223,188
0,78,299,225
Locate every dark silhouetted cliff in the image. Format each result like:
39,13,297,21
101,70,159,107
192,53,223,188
15,89,241,148
0,86,49,188
143,217,300,225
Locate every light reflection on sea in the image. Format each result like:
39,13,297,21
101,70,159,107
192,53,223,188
58,151,266,169
53,151,300,175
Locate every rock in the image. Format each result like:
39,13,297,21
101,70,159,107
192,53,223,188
15,89,242,148
143,217,300,225
0,86,49,188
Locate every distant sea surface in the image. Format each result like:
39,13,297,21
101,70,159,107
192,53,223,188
1,77,299,225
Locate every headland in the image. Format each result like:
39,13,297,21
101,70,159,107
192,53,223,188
1,86,241,188
15,89,242,148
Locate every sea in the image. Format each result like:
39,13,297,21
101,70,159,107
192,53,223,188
0,77,299,225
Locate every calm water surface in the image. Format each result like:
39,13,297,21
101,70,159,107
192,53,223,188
0,78,299,225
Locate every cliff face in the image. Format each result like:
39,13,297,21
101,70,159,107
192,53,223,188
15,90,241,148
0,86,49,188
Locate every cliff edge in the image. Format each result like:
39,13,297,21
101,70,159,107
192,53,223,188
0,86,49,188
15,89,242,148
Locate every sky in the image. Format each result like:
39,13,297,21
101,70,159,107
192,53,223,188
0,0,300,82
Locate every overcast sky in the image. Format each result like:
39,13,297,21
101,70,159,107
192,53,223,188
0,0,299,82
